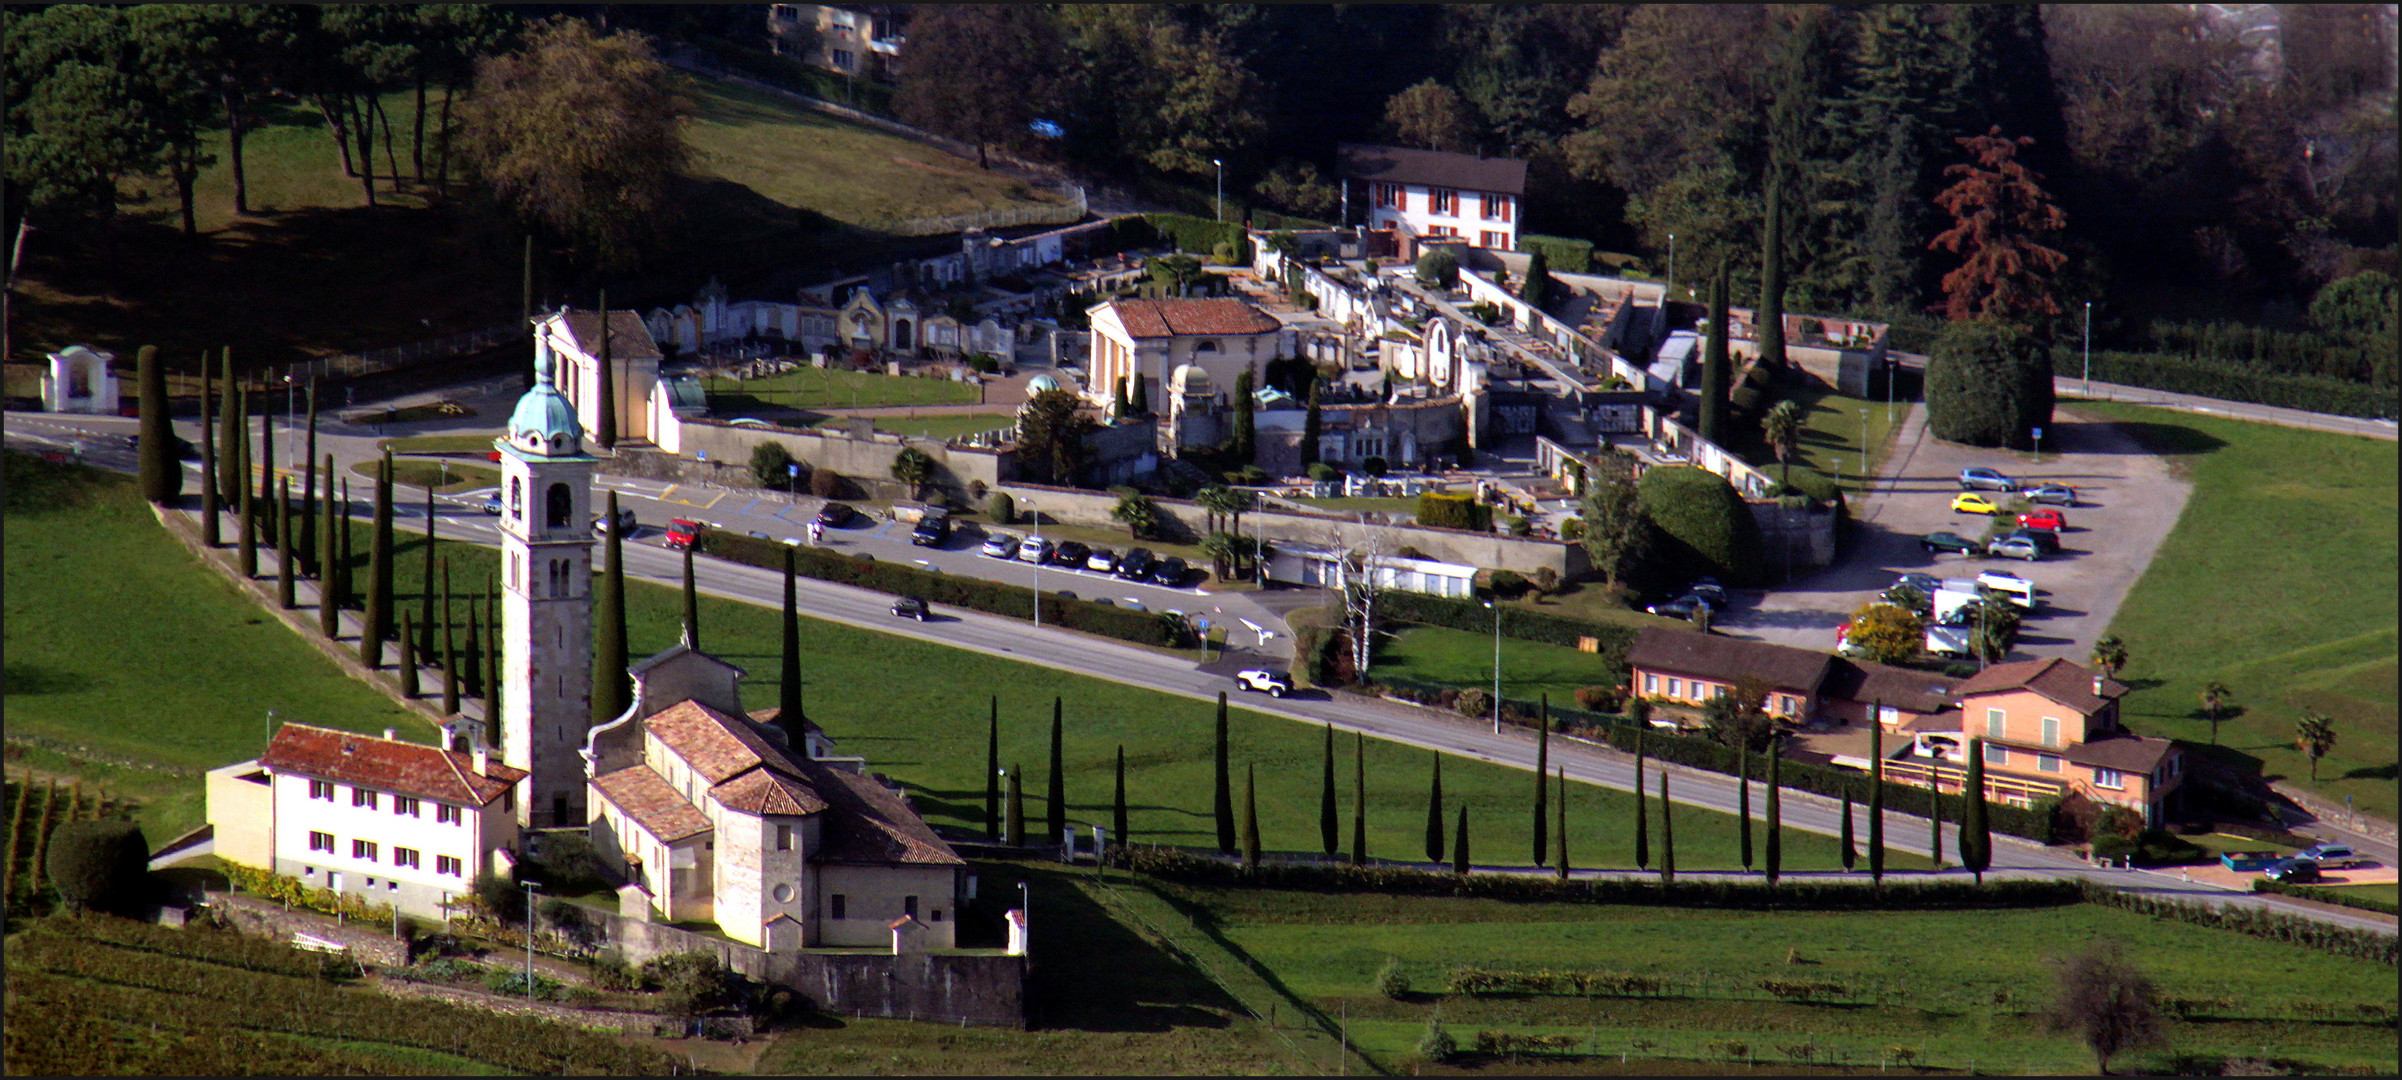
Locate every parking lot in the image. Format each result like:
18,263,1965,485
1725,403,2196,664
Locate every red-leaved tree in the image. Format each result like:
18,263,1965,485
1929,127,2068,325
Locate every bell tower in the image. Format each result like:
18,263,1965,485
496,338,597,828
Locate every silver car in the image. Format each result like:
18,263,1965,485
1958,467,2016,491
2019,482,2079,506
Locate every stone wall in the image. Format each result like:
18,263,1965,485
672,418,1013,498
202,891,410,966
376,978,663,1035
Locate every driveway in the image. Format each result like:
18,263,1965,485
1722,402,2193,665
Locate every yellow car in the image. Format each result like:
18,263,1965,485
1951,492,2005,515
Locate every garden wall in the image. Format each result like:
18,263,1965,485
668,418,1012,497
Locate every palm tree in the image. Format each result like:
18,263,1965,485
890,446,937,500
1763,400,1803,488
2293,710,2336,782
1111,492,1160,541
1195,483,1235,534
2199,680,2232,747
2089,635,2129,681
1199,531,1240,581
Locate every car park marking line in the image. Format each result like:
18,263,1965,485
658,485,723,509
739,499,762,515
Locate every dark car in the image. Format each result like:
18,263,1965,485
814,502,856,528
2262,857,2322,884
1921,531,1984,556
2006,528,2062,555
1049,540,1091,567
890,595,929,620
1147,556,1189,588
1646,593,1713,619
1894,572,1942,595
1686,577,1728,606
1115,547,1157,581
910,513,951,547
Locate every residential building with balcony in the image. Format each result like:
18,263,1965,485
1336,144,1527,256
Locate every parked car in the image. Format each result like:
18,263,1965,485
1647,593,1713,619
1951,492,2006,515
890,595,930,621
2262,857,2323,884
665,519,702,549
1147,556,1190,587
910,513,951,547
1115,547,1156,581
2296,843,2359,869
1894,572,1942,595
1686,576,1728,606
2006,528,2062,555
2019,482,2078,506
1921,531,1985,556
1017,536,1052,564
1988,535,2047,561
1049,540,1091,567
486,449,504,463
480,494,504,516
2018,508,2067,532
1086,547,1118,573
814,502,856,528
591,506,638,536
1235,669,1293,697
1958,467,2016,491
981,533,1021,559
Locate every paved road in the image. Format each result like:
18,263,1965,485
12,408,2396,935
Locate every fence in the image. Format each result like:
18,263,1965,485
289,322,525,383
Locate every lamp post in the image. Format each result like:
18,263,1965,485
1861,408,1871,490
1665,232,1675,302
2081,301,2092,397
284,371,298,468
1028,501,1041,630
1482,599,1501,735
1212,159,1224,223
1018,880,1030,944
519,878,541,998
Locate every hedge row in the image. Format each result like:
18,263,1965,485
1414,491,1491,532
1108,845,2084,910
1140,213,1253,264
2081,349,2396,419
2252,878,2402,916
1517,234,1594,275
2075,879,2397,966
694,529,1195,648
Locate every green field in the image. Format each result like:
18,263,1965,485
1168,878,2400,1075
703,367,981,414
2078,404,2398,819
866,413,1016,441
1373,625,1629,706
350,459,500,494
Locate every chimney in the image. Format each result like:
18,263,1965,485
472,746,490,775
383,727,397,742
2092,675,2105,698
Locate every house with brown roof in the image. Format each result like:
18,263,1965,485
582,643,965,951
1337,143,1528,255
1627,626,1834,722
1085,297,1286,416
1938,658,2183,825
206,724,528,920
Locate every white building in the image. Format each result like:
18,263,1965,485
207,724,527,920
495,354,601,829
538,308,667,448
1085,298,1286,414
1337,143,1527,253
1264,543,1480,599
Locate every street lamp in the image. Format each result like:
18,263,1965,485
519,878,541,999
1027,501,1041,630
1665,232,1675,302
1212,159,1224,223
284,371,298,469
1482,599,1501,735
2081,301,2092,397
1861,408,1871,489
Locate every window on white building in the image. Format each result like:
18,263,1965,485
1480,230,1507,249
436,855,462,876
309,779,335,801
1429,188,1455,215
776,824,793,852
1376,182,1403,209
394,796,420,817
1482,193,1512,222
309,831,334,852
352,787,378,810
353,839,379,861
394,847,421,869
437,804,462,825
2093,768,2125,790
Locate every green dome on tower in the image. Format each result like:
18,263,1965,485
504,354,585,458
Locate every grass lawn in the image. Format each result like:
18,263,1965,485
350,460,499,494
702,367,980,413
866,413,1016,441
1293,496,1423,517
1372,625,1632,706
2321,882,2398,907
1,453,430,842
2074,403,2397,820
679,74,1072,231
378,434,502,456
1168,878,2400,1075
1724,382,1906,496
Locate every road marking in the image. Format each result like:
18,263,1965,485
740,499,761,515
658,485,723,509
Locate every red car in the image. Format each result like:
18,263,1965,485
2018,508,2067,532
665,519,703,549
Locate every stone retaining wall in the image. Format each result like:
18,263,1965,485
203,891,409,966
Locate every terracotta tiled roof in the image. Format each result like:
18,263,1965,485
1955,658,2126,715
801,760,965,867
1823,659,1960,716
591,765,714,842
259,724,525,806
1626,627,1834,696
559,309,662,361
1336,143,1528,194
645,699,800,784
2063,734,2176,775
711,767,828,817
1104,299,1281,339
1900,708,1965,734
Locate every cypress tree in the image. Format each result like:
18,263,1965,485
1759,168,1788,370
778,549,805,741
334,474,354,611
1532,697,1549,866
399,610,420,698
1553,767,1568,882
1737,744,1753,871
275,477,295,609
1765,749,1783,885
1699,255,1732,443
1301,378,1323,470
1928,773,1943,868
440,558,460,716
1231,369,1256,463
359,454,393,667
199,356,219,546
460,588,482,700
1840,790,1858,872
1213,692,1235,855
300,384,317,576
1047,697,1066,845
137,346,178,504
236,389,257,578
419,486,438,661
1963,737,1990,884
590,491,629,725
1451,806,1469,875
1112,744,1128,847
1320,723,1338,857
1114,375,1129,419
1003,765,1024,846
1632,727,1649,869
680,542,700,648
256,376,275,523
1658,772,1675,883
480,575,499,733
1349,731,1367,866
1240,763,1260,869
1521,249,1551,309
216,350,242,509
1423,752,1444,865
593,292,616,451
984,696,1001,841
1870,721,1886,883
1132,369,1150,415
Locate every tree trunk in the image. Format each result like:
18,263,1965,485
172,154,200,239
435,83,455,190
356,93,379,205
374,93,402,187
223,87,252,214
412,72,428,181
313,93,356,177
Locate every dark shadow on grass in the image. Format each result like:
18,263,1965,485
4,662,97,696
2340,763,2397,781
1016,865,1244,1033
2093,419,2229,459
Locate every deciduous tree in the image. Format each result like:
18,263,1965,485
1382,79,1475,152
2044,940,2161,1074
1847,601,1926,666
1930,127,2067,326
895,5,1062,170
1577,473,1649,587
1016,387,1095,485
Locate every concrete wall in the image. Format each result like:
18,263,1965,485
818,864,960,949
670,418,1014,498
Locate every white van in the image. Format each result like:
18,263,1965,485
1976,571,2038,610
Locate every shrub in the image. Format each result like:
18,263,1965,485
44,819,152,915
985,491,1015,524
1307,461,1340,482
472,872,527,924
2252,878,2402,915
1211,241,1238,265
1518,234,1594,274
1454,688,1491,719
1416,491,1491,532
1574,685,1619,712
1417,1019,1459,1063
1415,248,1460,290
2082,348,2394,418
1377,957,1411,998
1502,514,1531,537
1636,466,1764,585
1625,696,1653,723
747,441,797,491
1486,569,1529,597
1925,319,2053,449
809,467,846,500
643,951,737,1018
1361,455,1388,477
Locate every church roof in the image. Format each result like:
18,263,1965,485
800,760,965,867
592,765,714,842
711,767,828,817
260,723,526,807
645,699,800,785
1103,299,1281,339
556,309,662,361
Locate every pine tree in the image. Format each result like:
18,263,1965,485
985,697,1002,841
1047,697,1067,845
419,486,438,661
1004,765,1024,846
1737,744,1753,871
399,610,421,698
1632,727,1649,869
1231,369,1256,463
1320,723,1339,857
199,356,220,546
1213,692,1235,854
1452,806,1470,875
1658,772,1675,884
1963,737,1991,884
1301,378,1323,470
592,293,617,451
137,346,178,504
300,384,318,576
1840,789,1858,872
275,477,295,609
1765,748,1783,885
1700,255,1732,442
216,350,242,511
1532,697,1549,866
778,549,805,743
236,388,258,578
1112,744,1128,847
1553,766,1568,882
1349,731,1367,866
1423,752,1444,865
590,491,629,725
440,558,460,716
359,454,393,667
680,543,699,648
1240,763,1261,869
1759,167,1788,369
1870,720,1886,883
